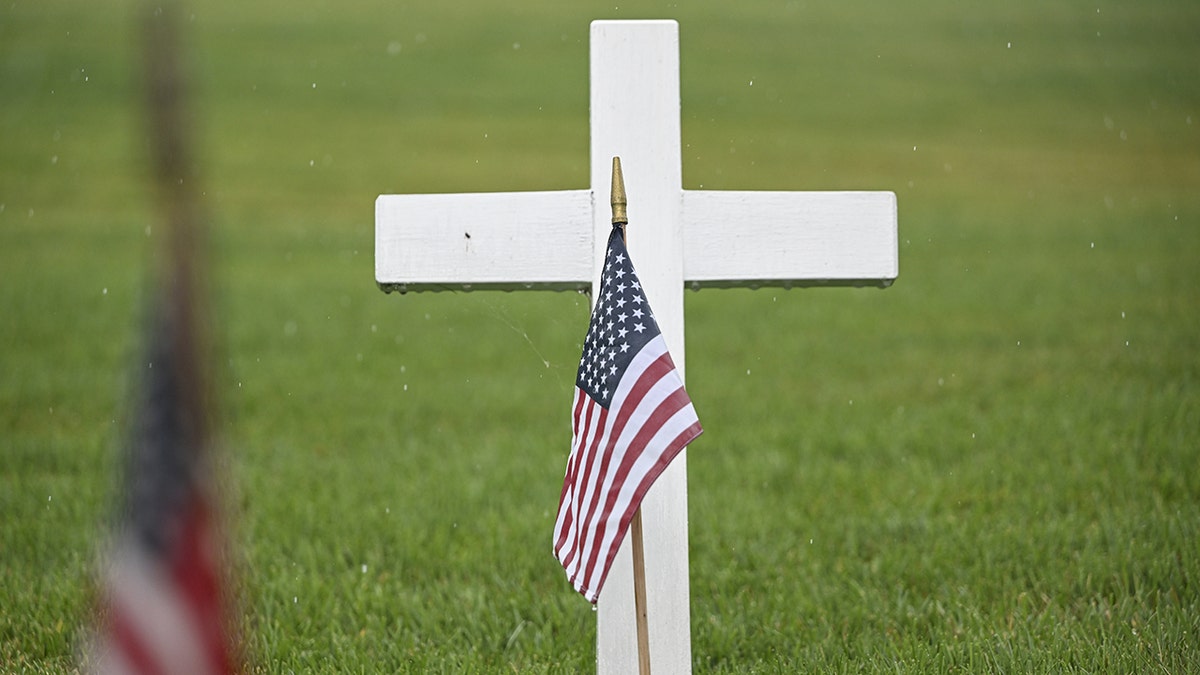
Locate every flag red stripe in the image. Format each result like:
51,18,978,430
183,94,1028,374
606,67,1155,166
556,394,606,577
578,386,698,595
559,358,663,586
583,418,702,600
170,499,235,675
569,384,588,441
555,389,590,556
571,352,675,565
556,391,605,569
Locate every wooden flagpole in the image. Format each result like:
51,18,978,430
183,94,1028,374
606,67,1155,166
630,510,652,675
610,156,652,675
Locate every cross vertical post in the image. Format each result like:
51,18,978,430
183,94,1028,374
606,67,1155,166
589,21,693,674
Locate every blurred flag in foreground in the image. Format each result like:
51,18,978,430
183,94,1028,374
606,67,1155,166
87,4,238,673
553,225,703,603
87,291,238,675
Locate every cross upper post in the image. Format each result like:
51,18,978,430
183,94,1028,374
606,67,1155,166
375,19,897,673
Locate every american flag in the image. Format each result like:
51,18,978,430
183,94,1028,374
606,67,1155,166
87,291,238,675
88,7,237,670
553,225,702,603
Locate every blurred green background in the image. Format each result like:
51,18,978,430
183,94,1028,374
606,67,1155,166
2,0,1197,671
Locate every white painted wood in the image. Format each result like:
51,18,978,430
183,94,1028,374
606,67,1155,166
373,18,899,674
374,190,900,292
682,190,898,288
375,190,593,292
589,20,692,675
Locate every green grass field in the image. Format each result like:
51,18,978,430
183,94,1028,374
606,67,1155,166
3,0,1198,671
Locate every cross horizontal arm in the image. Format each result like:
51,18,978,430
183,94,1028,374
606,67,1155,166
375,190,594,293
682,190,898,289
376,188,899,293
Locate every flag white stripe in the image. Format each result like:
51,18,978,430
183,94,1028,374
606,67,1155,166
108,545,221,675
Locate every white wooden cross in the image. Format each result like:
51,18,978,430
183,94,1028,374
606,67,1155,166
375,20,897,673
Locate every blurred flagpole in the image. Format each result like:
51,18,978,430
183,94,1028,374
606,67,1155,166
86,3,239,673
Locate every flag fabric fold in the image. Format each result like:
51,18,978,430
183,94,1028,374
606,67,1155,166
553,225,702,603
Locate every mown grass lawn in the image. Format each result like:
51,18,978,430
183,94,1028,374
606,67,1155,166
2,0,1197,671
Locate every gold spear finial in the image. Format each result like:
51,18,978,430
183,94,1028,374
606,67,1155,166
610,156,628,227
